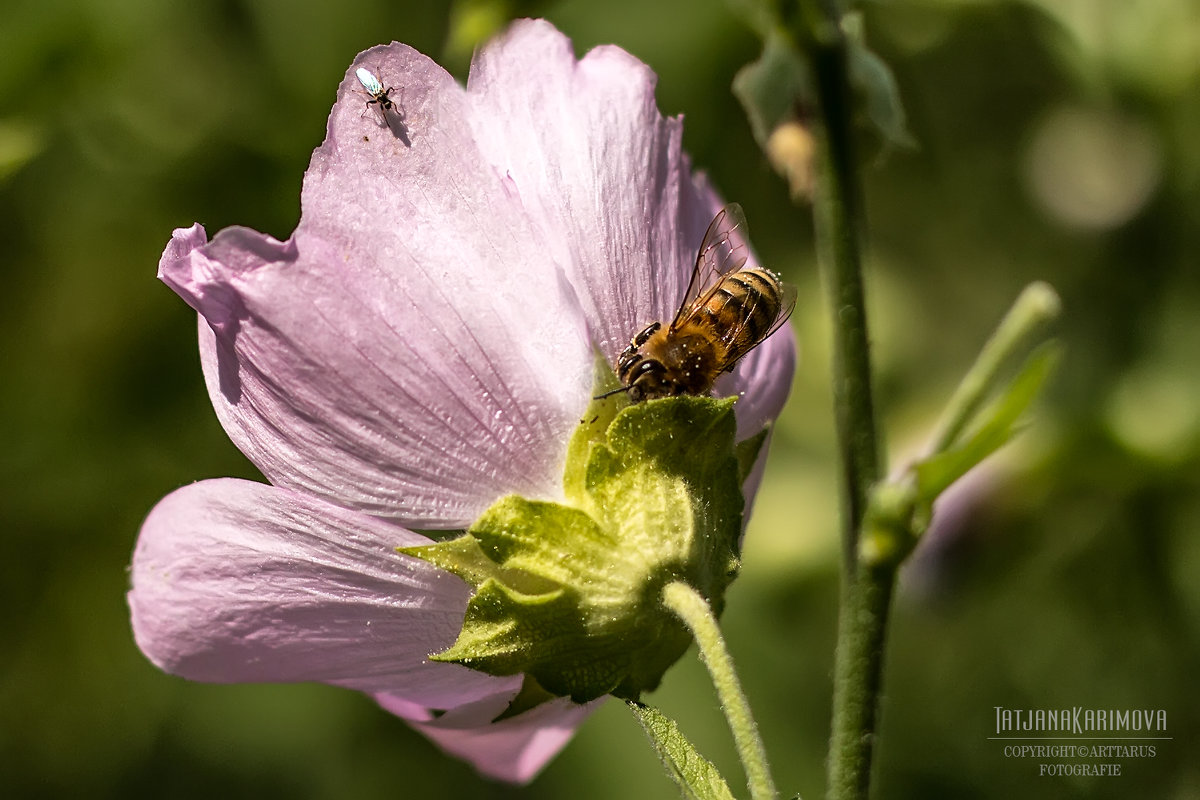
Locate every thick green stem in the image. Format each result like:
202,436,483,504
808,6,882,569
803,5,892,800
662,581,777,800
826,564,895,800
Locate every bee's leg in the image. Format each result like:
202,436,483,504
617,348,642,382
616,322,662,392
633,322,660,347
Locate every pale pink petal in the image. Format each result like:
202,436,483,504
467,21,794,430
466,19,713,362
377,689,602,784
161,88,594,525
128,478,513,709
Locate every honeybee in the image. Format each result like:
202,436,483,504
605,204,796,403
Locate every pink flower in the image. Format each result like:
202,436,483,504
129,19,795,783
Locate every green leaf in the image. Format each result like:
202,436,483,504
401,532,553,595
733,33,812,149
927,282,1061,453
627,701,737,800
843,12,917,150
915,344,1061,502
408,498,659,701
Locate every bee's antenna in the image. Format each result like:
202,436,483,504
592,385,630,401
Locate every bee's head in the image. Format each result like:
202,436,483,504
626,359,683,404
594,358,676,404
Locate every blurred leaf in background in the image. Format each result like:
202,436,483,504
1,0,1197,798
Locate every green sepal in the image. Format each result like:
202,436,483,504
628,701,737,800
563,351,629,501
402,393,753,703
582,397,745,609
735,425,769,485
400,530,553,596
494,676,558,721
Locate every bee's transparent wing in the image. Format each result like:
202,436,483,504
671,204,751,330
720,278,797,368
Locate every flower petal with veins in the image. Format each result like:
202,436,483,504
132,18,797,784
130,478,517,709
465,21,794,426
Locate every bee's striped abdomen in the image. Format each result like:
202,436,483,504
699,268,784,353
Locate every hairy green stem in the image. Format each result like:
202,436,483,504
825,565,895,800
804,5,891,800
807,8,882,569
662,581,777,800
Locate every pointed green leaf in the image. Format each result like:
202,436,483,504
468,496,621,593
915,344,1060,502
733,33,813,149
628,701,737,800
843,12,917,150
927,282,1061,453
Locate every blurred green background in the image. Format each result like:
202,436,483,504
2,0,1198,797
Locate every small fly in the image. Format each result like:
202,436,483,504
355,67,409,144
